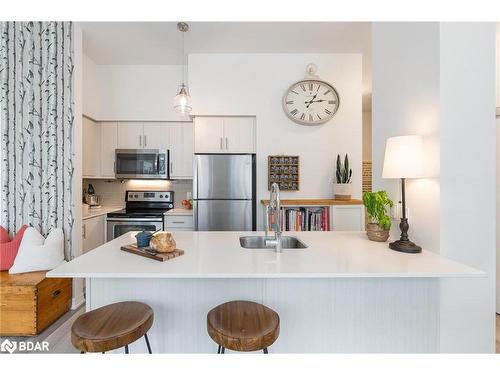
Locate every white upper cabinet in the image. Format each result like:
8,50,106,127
194,116,255,154
169,122,194,179
100,122,117,177
143,123,170,150
223,117,255,153
117,122,169,150
82,116,100,177
117,122,144,149
194,117,225,153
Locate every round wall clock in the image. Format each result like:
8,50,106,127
282,65,340,126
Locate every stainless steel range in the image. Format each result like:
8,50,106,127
106,190,174,241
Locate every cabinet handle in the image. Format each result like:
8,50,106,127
170,162,173,175
144,135,147,147
225,137,228,150
82,224,86,239
220,137,223,150
171,221,185,224
52,290,61,298
139,135,142,147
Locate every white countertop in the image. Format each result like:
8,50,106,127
48,231,482,279
165,208,193,216
82,205,123,220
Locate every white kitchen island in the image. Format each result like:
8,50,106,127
48,231,482,353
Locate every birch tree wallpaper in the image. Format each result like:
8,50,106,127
0,22,74,260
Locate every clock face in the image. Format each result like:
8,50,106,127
282,79,340,125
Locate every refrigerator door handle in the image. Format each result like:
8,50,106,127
193,200,198,230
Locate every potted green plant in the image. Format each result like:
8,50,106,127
334,154,352,200
362,190,394,242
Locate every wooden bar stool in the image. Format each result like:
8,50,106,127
207,300,280,354
71,301,154,354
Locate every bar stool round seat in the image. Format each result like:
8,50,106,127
207,300,280,353
71,301,154,353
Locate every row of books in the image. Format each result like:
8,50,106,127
268,207,330,231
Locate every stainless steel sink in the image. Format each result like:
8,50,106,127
239,236,308,249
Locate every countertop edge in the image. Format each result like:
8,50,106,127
46,271,485,279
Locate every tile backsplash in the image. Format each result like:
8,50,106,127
83,179,192,208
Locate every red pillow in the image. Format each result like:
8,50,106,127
0,225,28,271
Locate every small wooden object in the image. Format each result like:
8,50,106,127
207,300,280,352
0,271,72,336
121,244,184,262
268,155,299,191
71,301,154,353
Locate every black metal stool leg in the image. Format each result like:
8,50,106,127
263,348,268,354
144,333,152,354
217,345,221,354
80,351,85,354
125,345,129,354
221,347,225,354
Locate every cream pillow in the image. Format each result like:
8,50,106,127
9,227,66,274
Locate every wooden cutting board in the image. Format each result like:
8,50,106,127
120,244,184,262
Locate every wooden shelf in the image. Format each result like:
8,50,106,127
260,199,363,206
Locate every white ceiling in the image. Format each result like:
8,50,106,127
81,22,372,107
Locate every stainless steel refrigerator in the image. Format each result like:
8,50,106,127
193,154,256,231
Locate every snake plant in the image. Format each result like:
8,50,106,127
336,154,352,184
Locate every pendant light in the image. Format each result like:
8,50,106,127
174,22,192,116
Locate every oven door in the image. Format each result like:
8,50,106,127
106,218,164,241
115,149,169,179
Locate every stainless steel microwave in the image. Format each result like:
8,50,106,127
115,149,169,179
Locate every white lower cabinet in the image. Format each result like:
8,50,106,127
164,214,193,231
82,215,106,253
331,205,365,231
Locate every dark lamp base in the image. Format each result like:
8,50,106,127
389,240,422,254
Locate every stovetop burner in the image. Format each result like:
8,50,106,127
108,190,174,218
107,208,173,218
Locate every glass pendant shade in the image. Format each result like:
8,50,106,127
174,84,192,115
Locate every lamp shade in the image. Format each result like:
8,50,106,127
382,135,424,179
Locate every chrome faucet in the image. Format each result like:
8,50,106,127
265,183,282,253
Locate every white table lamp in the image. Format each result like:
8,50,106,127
382,135,424,253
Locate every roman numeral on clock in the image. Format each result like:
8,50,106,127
286,100,294,105
291,109,298,116
309,114,313,122
324,109,332,115
300,113,305,120
323,90,331,95
300,84,306,91
308,83,313,91
328,100,336,104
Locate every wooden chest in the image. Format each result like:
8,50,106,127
0,271,72,336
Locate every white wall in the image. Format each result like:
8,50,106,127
372,23,441,251
82,56,186,121
362,111,372,161
82,54,103,120
189,53,362,227
439,23,496,353
372,22,496,353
